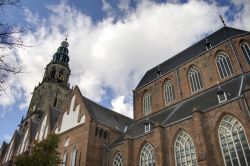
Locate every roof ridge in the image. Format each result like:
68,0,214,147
81,95,133,120
149,26,248,71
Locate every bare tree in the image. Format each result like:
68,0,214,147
0,0,23,94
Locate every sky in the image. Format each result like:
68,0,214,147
0,0,249,144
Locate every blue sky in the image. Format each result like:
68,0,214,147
0,0,250,144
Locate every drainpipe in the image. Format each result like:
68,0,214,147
103,143,110,166
242,92,250,118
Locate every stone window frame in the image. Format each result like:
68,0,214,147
112,152,124,166
215,52,234,80
188,66,203,93
144,123,151,133
139,143,155,166
174,131,197,166
64,137,70,147
218,115,250,166
217,91,227,103
70,147,78,166
143,91,152,116
240,42,250,65
163,79,175,105
62,151,68,166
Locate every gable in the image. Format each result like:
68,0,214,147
55,94,86,134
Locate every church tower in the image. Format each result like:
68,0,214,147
42,39,70,87
19,39,72,132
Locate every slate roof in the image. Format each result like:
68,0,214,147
81,96,133,132
124,73,250,139
136,27,249,90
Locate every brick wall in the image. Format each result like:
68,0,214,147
134,35,250,120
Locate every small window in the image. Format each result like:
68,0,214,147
143,92,152,115
64,137,70,147
99,129,103,138
205,39,212,50
50,70,56,79
103,131,108,139
240,42,250,65
53,97,58,107
217,91,227,103
144,123,150,132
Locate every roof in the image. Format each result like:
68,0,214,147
81,95,133,132
123,73,250,139
136,27,249,90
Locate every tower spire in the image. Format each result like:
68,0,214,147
52,39,70,66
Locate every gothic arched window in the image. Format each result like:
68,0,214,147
56,54,60,62
240,42,250,65
174,131,197,166
139,143,155,166
216,52,234,79
188,66,203,93
103,131,108,139
219,115,250,165
71,147,78,166
62,152,68,166
112,152,124,166
164,80,174,105
50,70,56,80
143,92,152,115
99,128,103,138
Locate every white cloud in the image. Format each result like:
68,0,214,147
230,0,250,30
1,0,250,118
111,95,133,118
118,0,130,12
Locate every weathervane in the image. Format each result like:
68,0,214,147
219,15,226,27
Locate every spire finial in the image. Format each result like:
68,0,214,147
219,15,226,27
61,36,69,48
65,34,68,41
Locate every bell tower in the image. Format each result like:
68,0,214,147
19,39,72,132
42,39,70,87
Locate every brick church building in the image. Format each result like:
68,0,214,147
1,25,250,166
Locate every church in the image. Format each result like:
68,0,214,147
0,24,250,166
